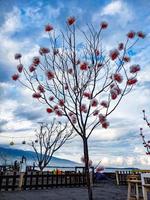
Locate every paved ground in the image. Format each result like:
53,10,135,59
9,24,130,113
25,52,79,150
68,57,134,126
0,181,128,200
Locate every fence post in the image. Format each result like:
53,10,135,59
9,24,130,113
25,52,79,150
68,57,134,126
5,173,9,191
29,172,33,190
116,171,119,185
35,172,38,190
89,169,93,187
0,172,3,191
46,171,49,188
23,172,27,190
12,171,16,191
41,171,44,189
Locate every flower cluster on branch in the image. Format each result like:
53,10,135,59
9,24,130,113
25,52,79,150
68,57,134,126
140,110,150,155
12,17,145,139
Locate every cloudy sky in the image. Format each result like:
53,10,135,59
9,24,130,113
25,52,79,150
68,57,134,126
0,0,150,168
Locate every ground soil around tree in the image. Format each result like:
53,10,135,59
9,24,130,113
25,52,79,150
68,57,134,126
0,180,129,200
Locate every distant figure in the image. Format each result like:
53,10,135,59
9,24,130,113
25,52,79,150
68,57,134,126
14,160,18,171
33,162,35,171
21,156,27,163
95,166,106,182
18,156,27,190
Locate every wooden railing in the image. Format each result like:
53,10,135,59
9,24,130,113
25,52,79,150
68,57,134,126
115,170,150,185
0,172,19,191
116,171,132,185
0,171,87,191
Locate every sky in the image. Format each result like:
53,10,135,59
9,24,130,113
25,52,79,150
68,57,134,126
0,0,150,168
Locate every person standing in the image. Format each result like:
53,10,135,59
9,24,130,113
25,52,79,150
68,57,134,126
18,156,27,190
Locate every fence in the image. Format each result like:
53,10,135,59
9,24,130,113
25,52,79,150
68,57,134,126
115,171,132,185
0,172,19,191
115,170,150,185
0,171,87,191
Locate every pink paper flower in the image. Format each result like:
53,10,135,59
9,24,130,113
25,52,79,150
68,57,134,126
83,92,92,99
39,47,50,55
110,89,118,100
91,98,98,107
127,31,136,39
96,166,104,172
100,100,109,108
45,24,53,32
32,92,41,98
130,65,140,73
123,56,130,63
69,112,74,117
80,104,87,113
118,43,124,51
127,78,137,85
94,49,100,56
68,68,73,74
80,62,88,71
49,96,54,101
46,108,53,113
54,105,59,110
59,99,65,107
102,121,109,129
93,110,99,116
46,70,54,80
64,83,68,90
113,86,121,95
81,156,85,163
12,74,19,81
137,31,145,39
37,85,45,93
55,109,63,116
99,114,106,124
88,160,93,167
100,21,108,29
17,64,23,73
109,49,119,60
33,57,40,65
113,73,123,83
67,17,76,25
14,53,22,60
29,64,36,72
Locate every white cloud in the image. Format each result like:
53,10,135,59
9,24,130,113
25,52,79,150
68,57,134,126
0,6,41,69
101,0,123,16
0,7,22,35
92,0,134,26
47,5,62,19
134,146,145,155
90,127,128,141
24,4,62,25
0,7,23,66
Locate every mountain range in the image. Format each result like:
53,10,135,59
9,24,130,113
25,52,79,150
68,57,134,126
0,146,79,167
0,147,140,172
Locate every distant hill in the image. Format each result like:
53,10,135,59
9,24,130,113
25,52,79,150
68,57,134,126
0,146,79,167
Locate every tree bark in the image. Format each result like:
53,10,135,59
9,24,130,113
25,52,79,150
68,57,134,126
83,137,93,200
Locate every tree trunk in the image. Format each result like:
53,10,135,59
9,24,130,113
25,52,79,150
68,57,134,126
83,137,93,200
39,162,44,171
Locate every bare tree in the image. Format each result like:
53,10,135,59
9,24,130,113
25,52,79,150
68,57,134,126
12,17,145,200
30,120,73,171
140,110,150,155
